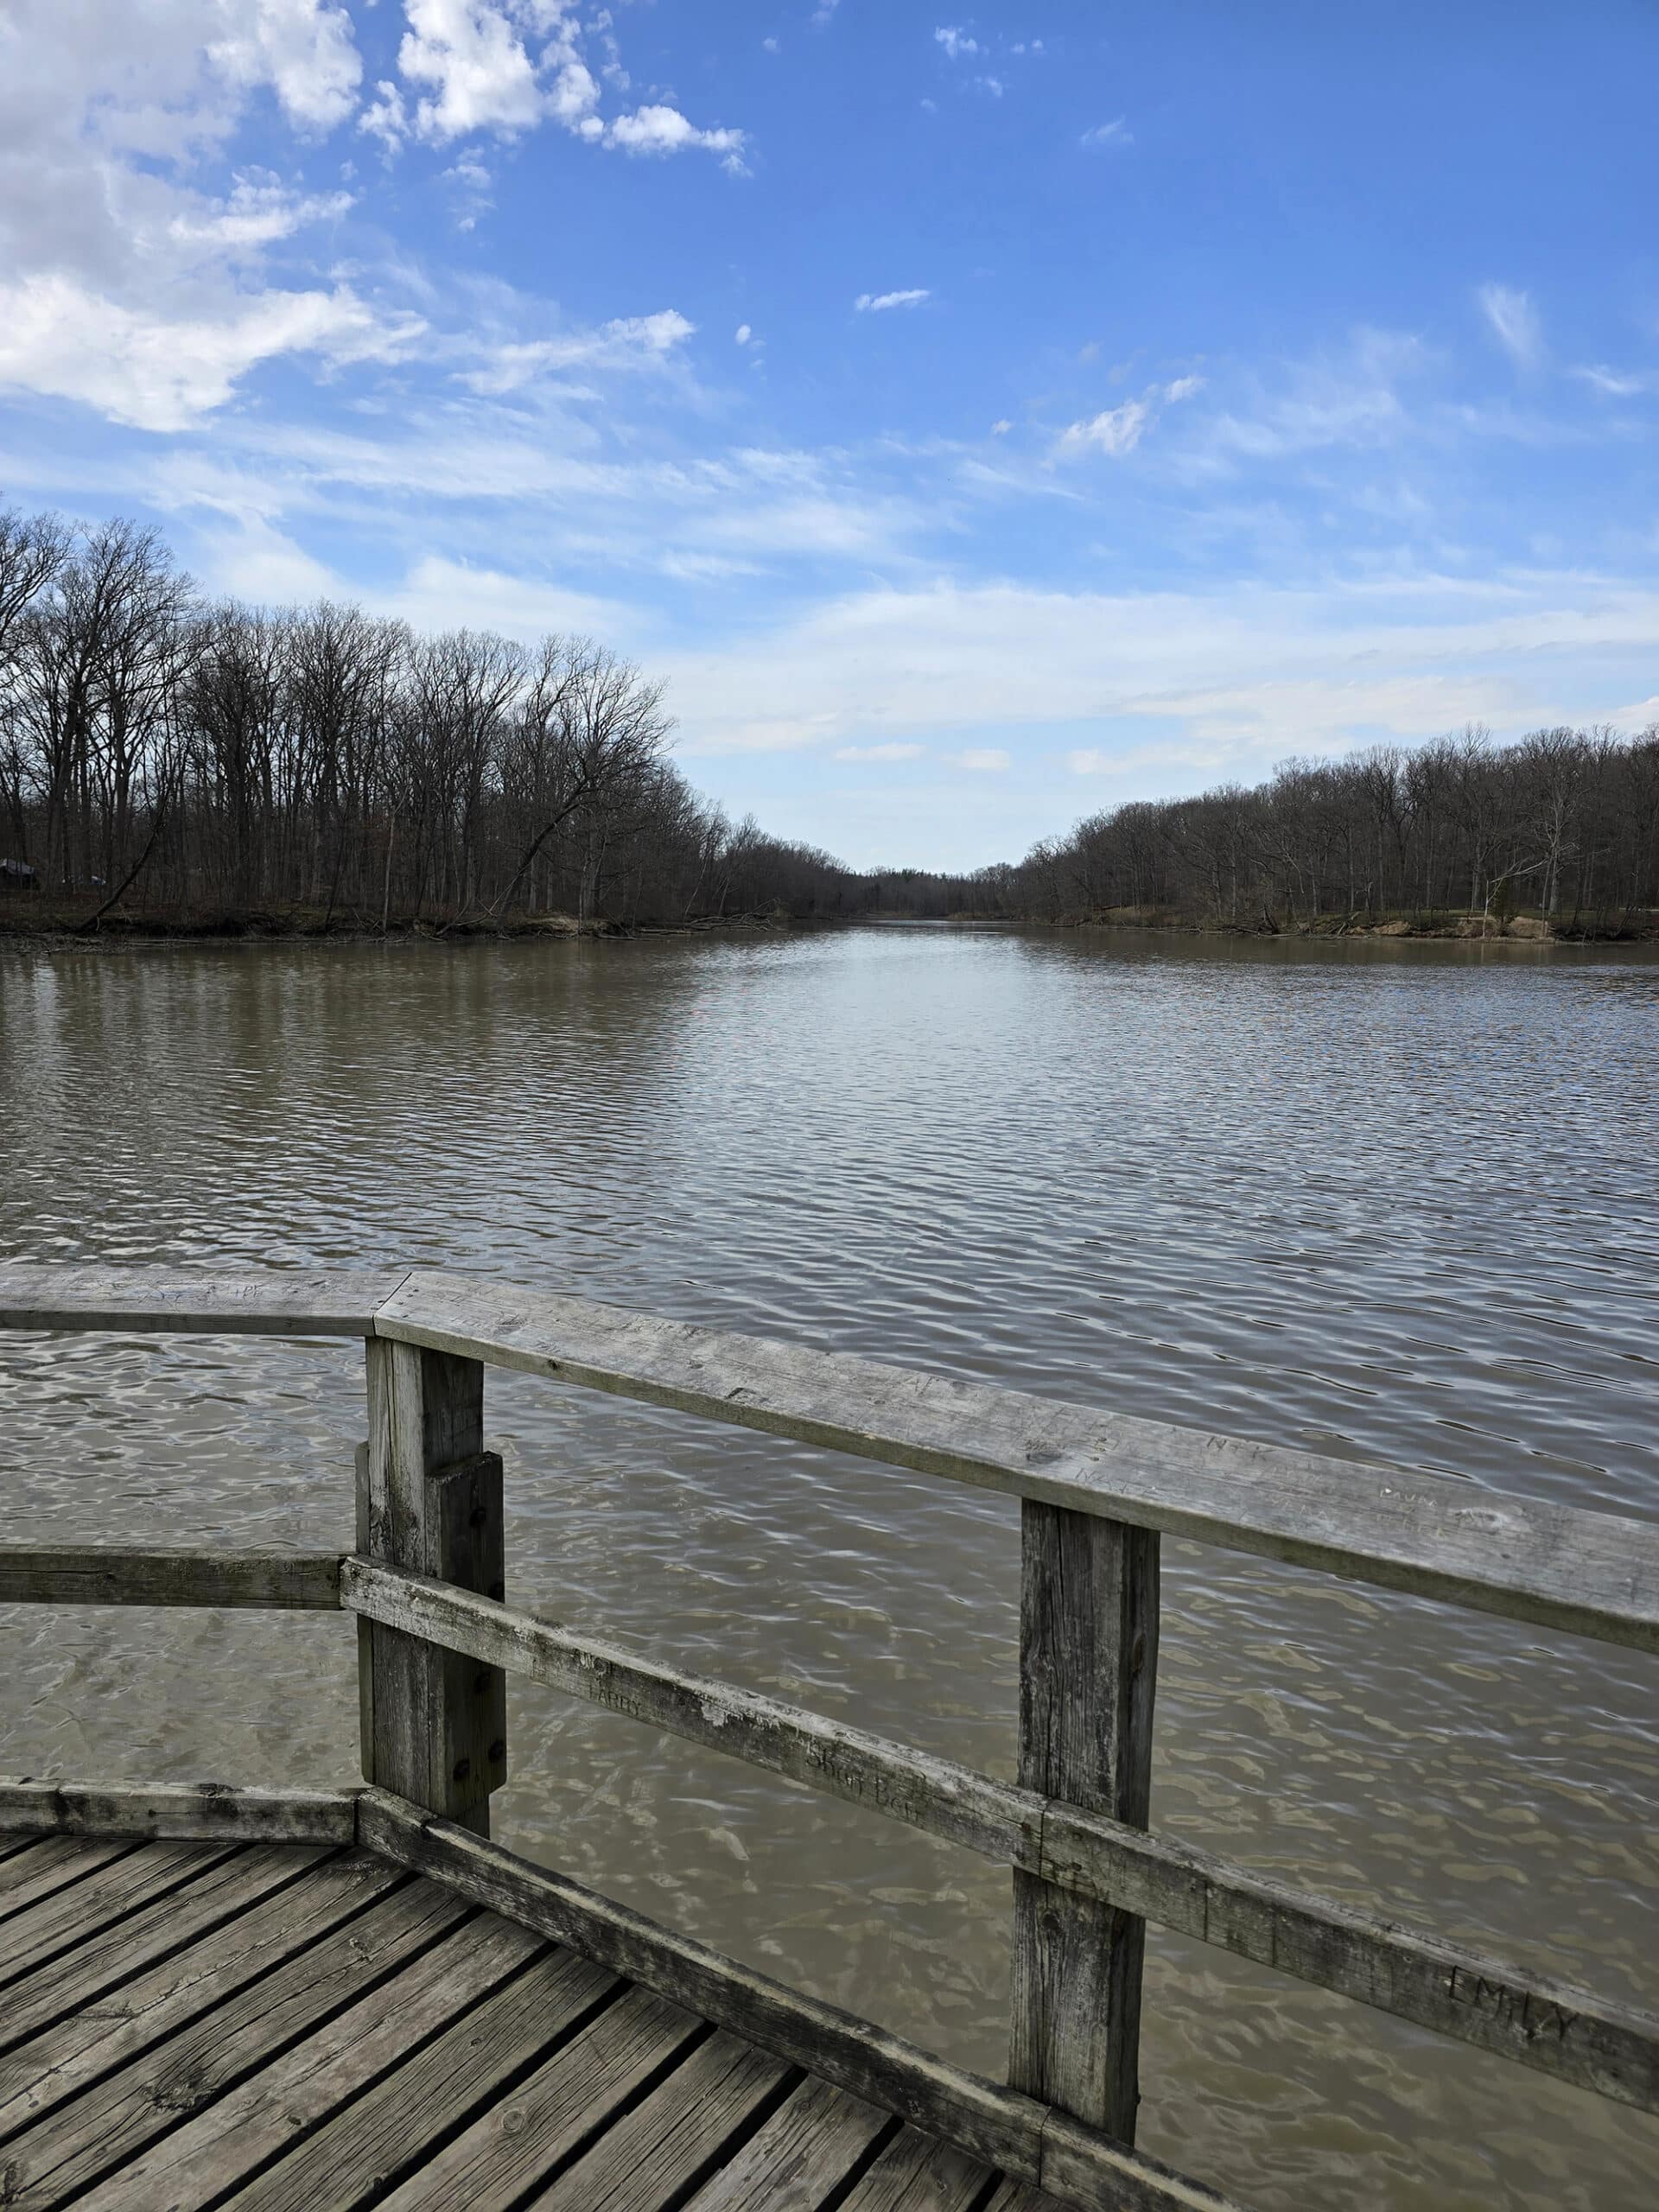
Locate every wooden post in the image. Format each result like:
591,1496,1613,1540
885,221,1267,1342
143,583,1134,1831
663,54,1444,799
1008,1502,1159,2143
357,1338,507,1834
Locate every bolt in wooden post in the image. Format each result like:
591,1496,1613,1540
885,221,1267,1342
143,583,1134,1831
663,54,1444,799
1007,1502,1159,2144
357,1338,507,1834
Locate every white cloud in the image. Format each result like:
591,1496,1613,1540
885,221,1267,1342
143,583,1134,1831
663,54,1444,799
934,28,979,60
1057,397,1151,457
734,324,753,346
976,74,1004,98
459,308,695,392
606,104,747,171
0,273,421,432
1163,374,1204,404
359,79,411,150
660,571,1659,764
1478,282,1542,367
396,0,569,142
377,555,637,644
1201,327,1422,462
367,4,745,167
990,418,1012,435
1081,118,1131,147
836,742,925,761
168,175,353,252
209,0,362,133
855,289,930,313
1573,365,1647,397
951,747,1011,771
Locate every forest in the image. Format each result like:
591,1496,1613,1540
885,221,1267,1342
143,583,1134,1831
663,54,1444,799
3,505,1656,937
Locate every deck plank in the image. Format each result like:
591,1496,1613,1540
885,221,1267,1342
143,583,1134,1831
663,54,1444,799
0,1875,467,2208
73,1912,545,2212
523,2029,795,2211
0,1837,134,1919
0,1840,233,1989
219,1945,619,2212
0,1840,1132,2212
678,2074,893,2209
0,1851,402,2145
836,2126,1000,2210
378,1983,705,2212
0,1846,332,2065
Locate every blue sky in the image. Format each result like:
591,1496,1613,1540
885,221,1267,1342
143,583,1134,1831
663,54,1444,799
3,3,1656,870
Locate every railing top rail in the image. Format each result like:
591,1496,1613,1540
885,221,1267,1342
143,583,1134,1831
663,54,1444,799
0,1264,411,1338
3,1262,1656,1654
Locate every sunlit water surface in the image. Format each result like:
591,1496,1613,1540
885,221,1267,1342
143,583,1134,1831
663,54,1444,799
1,925,1656,2210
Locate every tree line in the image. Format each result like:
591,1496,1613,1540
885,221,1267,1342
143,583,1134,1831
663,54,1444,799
3,503,1656,936
983,722,1659,931
0,505,857,931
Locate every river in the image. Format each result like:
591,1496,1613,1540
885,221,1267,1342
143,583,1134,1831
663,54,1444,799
1,925,1655,2209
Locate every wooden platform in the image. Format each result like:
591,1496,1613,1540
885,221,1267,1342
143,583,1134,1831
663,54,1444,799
0,1831,1060,2212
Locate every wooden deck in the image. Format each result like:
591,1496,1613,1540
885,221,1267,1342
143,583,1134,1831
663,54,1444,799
0,1831,1060,2212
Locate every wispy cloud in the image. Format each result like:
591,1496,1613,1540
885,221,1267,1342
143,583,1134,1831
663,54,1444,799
855,288,930,313
456,308,696,395
934,28,978,60
836,742,925,761
951,747,1011,771
1057,397,1151,457
1572,364,1647,397
1478,282,1542,367
1081,118,1131,148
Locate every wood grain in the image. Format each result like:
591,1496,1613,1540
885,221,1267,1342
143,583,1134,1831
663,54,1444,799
0,1264,410,1338
361,1338,504,1829
0,1547,340,1609
220,1945,618,2212
0,1778,359,1842
1009,1504,1159,2142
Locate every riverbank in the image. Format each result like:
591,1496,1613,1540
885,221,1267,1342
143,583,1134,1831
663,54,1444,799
0,899,823,946
991,903,1659,944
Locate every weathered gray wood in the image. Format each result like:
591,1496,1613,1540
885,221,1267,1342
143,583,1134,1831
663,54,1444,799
376,1983,705,2212
362,1338,505,1832
341,1562,1659,2113
677,2074,890,2210
0,1835,95,1896
376,1268,1659,1651
0,1875,468,2204
0,1547,340,1609
0,1839,231,1990
0,1263,410,1337
0,1777,359,1842
0,1849,397,2138
0,1838,133,1923
1009,1505,1158,2143
6,1263,1655,1647
524,2029,793,2212
359,1790,1242,2212
980,2186,1064,2212
220,1945,619,2212
833,2127,998,2212
75,1912,546,2212
0,1846,329,2065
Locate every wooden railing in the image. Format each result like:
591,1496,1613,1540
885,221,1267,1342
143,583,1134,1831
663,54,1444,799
1,1263,1656,2212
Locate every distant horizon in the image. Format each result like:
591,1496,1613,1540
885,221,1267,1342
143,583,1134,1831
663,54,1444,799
3,3,1656,870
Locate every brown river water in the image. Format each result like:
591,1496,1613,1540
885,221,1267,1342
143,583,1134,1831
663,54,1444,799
0,925,1655,2210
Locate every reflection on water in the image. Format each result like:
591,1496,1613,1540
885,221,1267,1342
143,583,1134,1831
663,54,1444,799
2,925,1656,2209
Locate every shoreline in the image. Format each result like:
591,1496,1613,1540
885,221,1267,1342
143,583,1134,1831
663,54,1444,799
3,904,1654,950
